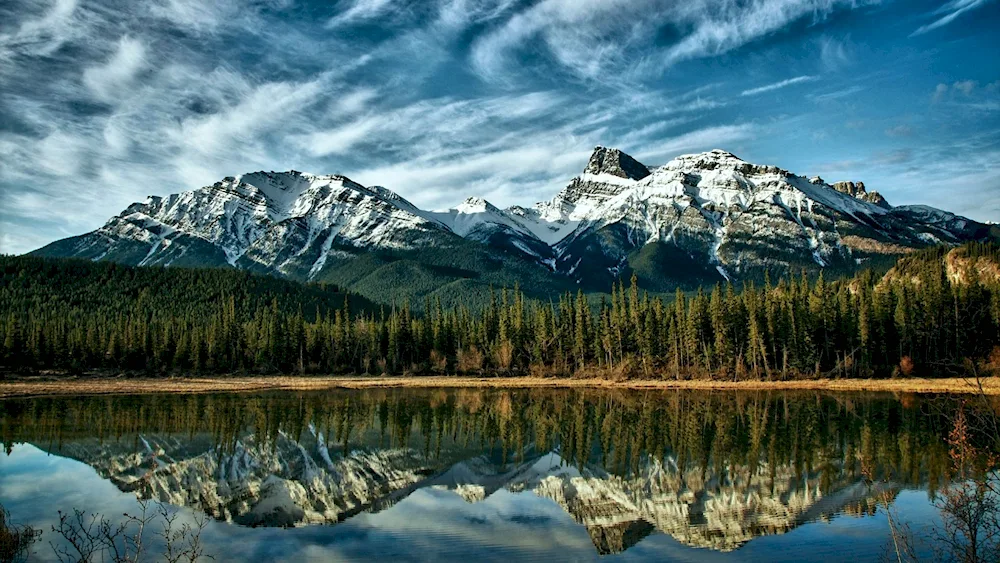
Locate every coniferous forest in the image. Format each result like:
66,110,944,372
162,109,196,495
2,243,999,380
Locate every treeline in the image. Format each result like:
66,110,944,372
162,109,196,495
2,244,999,379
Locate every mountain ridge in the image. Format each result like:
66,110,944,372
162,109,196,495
32,146,997,305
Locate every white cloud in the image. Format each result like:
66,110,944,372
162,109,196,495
659,0,872,69
36,131,86,177
299,118,381,157
470,0,871,85
741,75,817,96
148,0,291,33
818,35,852,71
810,85,865,102
295,91,568,158
335,88,379,115
0,0,79,60
884,124,914,137
932,83,950,102
911,0,993,36
326,0,396,28
82,36,147,102
635,124,758,164
953,80,977,95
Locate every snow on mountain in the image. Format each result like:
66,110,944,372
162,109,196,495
524,148,990,285
430,197,535,240
32,146,994,289
35,171,459,280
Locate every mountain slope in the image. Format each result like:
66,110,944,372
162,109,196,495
32,147,995,302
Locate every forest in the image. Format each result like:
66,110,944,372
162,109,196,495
2,243,999,380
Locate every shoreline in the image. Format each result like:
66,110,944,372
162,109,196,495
2,375,1000,398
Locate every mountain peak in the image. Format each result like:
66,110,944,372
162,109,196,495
457,196,499,214
584,146,650,180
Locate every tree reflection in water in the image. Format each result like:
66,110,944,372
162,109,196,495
0,389,993,556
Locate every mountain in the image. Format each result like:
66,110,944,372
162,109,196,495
32,147,996,304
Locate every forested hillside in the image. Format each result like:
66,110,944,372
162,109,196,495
2,244,999,379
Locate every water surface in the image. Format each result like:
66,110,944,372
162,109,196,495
0,388,966,561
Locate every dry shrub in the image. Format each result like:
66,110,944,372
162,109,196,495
493,340,514,371
983,346,1000,375
457,346,484,374
429,350,448,373
528,363,564,379
0,504,39,563
610,357,638,381
899,356,915,377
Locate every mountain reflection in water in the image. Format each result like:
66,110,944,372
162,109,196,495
0,388,967,558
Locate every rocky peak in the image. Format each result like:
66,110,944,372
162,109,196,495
832,180,891,209
584,146,650,180
831,181,865,197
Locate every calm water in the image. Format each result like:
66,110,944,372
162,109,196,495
0,388,971,561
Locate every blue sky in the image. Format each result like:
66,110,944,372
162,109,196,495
1,0,998,254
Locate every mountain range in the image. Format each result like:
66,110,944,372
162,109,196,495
32,146,998,307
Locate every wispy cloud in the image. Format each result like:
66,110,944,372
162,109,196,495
884,124,914,137
817,35,852,71
82,36,147,102
326,0,397,28
470,0,873,85
635,124,758,164
0,0,79,60
810,85,865,102
911,0,994,36
741,75,817,97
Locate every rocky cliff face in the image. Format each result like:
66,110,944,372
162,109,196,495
831,180,890,209
32,147,995,293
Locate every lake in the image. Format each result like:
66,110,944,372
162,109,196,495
0,388,978,561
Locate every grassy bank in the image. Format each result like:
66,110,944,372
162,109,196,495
2,374,1000,398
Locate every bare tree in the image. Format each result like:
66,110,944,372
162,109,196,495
931,407,1000,563
158,503,212,563
49,498,212,563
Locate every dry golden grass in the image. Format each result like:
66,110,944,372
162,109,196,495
2,374,1000,398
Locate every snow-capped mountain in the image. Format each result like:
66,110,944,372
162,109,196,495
34,171,460,280
32,147,996,296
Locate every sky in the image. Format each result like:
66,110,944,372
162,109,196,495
1,0,998,255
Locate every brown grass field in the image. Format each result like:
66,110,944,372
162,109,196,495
2,374,1000,398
